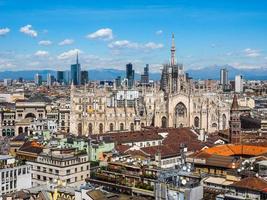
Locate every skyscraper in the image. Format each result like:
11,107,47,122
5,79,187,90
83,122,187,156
81,70,89,85
220,68,229,91
34,73,42,86
63,71,70,85
115,76,122,88
141,64,149,85
71,53,81,85
126,63,135,89
57,71,64,84
235,75,243,93
47,73,55,86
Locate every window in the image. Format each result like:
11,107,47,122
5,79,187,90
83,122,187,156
88,123,93,135
130,123,134,131
175,102,187,117
99,123,103,134
109,123,114,132
194,117,200,128
120,123,124,131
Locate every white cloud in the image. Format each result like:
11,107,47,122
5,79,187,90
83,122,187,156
57,49,82,60
243,48,261,57
156,30,163,35
20,25,38,37
58,39,74,46
144,42,164,49
35,50,49,57
86,28,113,40
0,28,10,36
38,40,52,46
108,40,139,49
108,40,163,50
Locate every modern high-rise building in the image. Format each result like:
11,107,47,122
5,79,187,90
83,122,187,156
63,71,70,85
235,75,243,93
141,64,149,85
81,70,89,85
126,63,135,89
47,73,55,86
34,73,42,86
115,76,122,88
71,53,81,85
220,68,229,91
57,71,64,84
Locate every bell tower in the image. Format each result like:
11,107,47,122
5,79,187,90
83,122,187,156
229,94,241,143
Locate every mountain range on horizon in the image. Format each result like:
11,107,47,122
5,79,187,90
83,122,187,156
0,65,267,81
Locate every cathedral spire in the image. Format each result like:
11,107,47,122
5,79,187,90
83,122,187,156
171,33,176,66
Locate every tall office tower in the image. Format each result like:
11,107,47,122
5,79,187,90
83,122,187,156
47,73,55,86
141,64,149,85
229,94,241,144
126,63,135,89
115,76,122,88
235,75,243,93
34,73,42,86
81,70,89,85
220,68,229,91
71,53,81,85
57,71,64,84
63,71,70,85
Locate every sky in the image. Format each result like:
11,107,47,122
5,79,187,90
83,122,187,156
0,0,267,72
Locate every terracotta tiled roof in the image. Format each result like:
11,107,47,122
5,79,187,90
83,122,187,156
18,140,43,154
115,145,131,154
203,144,267,157
93,130,163,144
231,177,267,192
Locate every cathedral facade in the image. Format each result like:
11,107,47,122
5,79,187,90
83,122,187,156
70,34,231,135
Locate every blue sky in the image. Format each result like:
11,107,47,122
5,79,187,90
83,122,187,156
0,0,267,72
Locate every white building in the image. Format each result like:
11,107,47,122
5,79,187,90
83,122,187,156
0,155,31,197
235,75,243,93
27,148,90,187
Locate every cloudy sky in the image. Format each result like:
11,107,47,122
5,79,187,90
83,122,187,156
0,0,267,72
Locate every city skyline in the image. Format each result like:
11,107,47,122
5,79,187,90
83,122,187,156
0,0,267,72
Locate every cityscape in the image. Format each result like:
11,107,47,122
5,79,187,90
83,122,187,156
1,1,267,200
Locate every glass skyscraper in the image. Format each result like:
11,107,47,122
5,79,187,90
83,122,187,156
70,53,81,85
126,63,134,89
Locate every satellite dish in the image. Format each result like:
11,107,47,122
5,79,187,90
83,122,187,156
182,166,187,171
181,179,187,185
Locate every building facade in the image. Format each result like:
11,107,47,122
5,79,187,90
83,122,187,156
27,148,90,187
0,155,31,197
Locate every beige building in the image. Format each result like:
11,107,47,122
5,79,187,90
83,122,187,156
27,148,90,187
